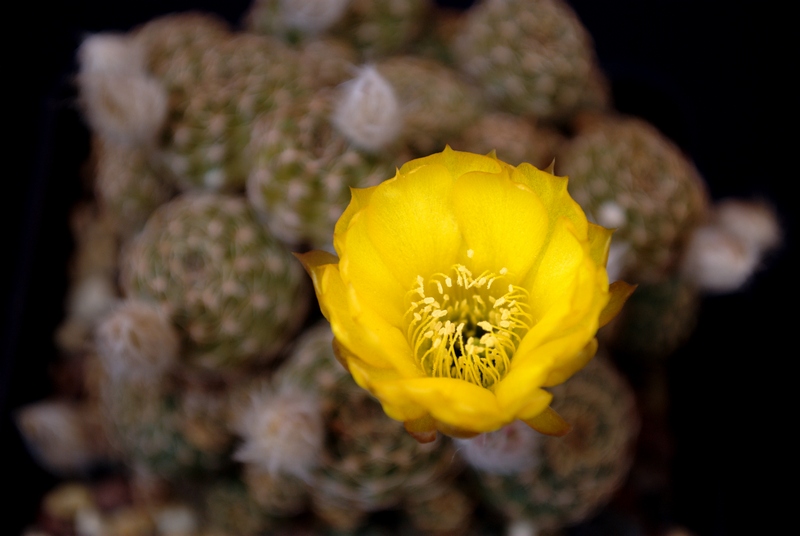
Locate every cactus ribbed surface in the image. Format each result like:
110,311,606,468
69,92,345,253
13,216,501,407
604,275,701,360
273,323,462,531
96,372,231,478
155,34,308,192
120,193,309,369
376,55,484,154
451,111,564,168
332,0,432,58
92,138,174,239
133,12,231,93
452,0,608,122
247,88,397,249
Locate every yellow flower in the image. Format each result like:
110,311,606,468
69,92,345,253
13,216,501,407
297,147,634,442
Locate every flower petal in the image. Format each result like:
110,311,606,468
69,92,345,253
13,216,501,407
333,182,383,253
598,280,637,328
452,169,549,278
512,164,589,237
339,209,408,326
522,406,572,437
541,337,598,387
522,218,588,323
587,221,614,266
354,366,510,433
359,164,463,286
403,414,438,443
399,145,503,178
295,251,419,376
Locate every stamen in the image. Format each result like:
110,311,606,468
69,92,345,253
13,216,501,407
404,263,533,389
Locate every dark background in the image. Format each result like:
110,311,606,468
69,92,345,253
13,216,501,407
6,1,794,534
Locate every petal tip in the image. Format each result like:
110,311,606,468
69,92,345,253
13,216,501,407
522,407,573,437
404,414,438,443
599,280,638,327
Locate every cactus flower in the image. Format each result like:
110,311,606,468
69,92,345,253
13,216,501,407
297,147,633,442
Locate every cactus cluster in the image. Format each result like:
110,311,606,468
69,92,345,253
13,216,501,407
18,1,782,535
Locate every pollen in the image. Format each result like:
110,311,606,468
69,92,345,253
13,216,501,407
405,263,533,388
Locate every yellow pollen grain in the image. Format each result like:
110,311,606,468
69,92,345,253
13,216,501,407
467,249,474,258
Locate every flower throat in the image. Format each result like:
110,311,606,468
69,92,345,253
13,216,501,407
405,258,532,388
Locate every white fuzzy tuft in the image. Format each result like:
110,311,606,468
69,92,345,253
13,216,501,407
681,224,760,293
152,504,198,536
455,420,541,475
94,300,179,381
67,274,117,327
596,200,627,229
234,387,324,480
333,66,402,152
79,72,168,146
280,0,350,34
14,401,98,476
715,198,782,254
507,519,540,536
74,508,105,536
77,33,145,75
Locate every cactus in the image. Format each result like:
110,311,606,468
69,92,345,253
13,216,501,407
91,138,174,240
452,0,609,122
133,12,231,94
155,33,309,192
331,0,433,59
246,86,399,249
375,55,485,155
602,275,701,360
120,193,309,369
265,323,462,531
95,370,232,478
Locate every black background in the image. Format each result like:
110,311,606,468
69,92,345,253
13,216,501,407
5,1,794,534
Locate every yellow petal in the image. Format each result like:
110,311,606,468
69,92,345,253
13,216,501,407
451,169,549,278
333,182,383,254
362,373,509,433
339,209,408,326
511,164,589,237
514,388,554,421
294,250,341,322
598,280,637,328
399,145,503,178
494,358,553,417
296,254,419,376
587,222,614,266
403,414,438,443
359,163,463,286
522,218,586,323
541,337,598,387
522,406,572,437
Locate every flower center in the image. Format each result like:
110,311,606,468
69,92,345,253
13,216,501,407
405,263,532,388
